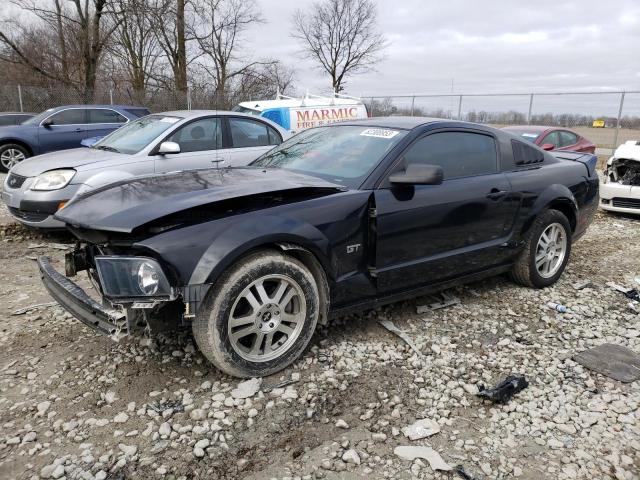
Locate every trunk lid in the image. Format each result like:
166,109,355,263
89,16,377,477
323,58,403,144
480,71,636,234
551,151,598,177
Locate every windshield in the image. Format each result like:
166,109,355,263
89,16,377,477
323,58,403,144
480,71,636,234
22,108,56,125
232,105,260,115
251,125,408,187
92,114,182,154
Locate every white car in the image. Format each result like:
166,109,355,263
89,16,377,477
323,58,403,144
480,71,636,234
600,140,640,214
2,111,287,229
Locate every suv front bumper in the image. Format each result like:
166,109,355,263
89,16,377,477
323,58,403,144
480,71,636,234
38,256,127,335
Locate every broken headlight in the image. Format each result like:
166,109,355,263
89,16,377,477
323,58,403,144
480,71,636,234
94,256,171,298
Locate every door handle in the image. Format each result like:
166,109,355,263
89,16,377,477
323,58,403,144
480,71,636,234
74,128,83,132
486,188,508,200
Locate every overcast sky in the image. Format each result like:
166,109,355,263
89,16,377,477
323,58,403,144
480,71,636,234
246,0,640,97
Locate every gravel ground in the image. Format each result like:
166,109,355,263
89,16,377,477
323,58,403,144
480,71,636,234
0,192,639,480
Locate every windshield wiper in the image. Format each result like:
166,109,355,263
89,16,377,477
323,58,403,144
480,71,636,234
93,145,120,153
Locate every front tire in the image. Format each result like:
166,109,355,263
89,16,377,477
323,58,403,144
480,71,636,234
510,209,572,288
193,250,320,378
0,143,29,172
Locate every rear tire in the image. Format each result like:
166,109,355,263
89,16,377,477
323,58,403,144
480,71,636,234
193,250,320,378
0,143,29,172
510,209,572,288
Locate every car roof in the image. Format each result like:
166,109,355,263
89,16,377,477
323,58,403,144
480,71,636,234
43,104,147,111
502,125,577,133
333,116,480,130
157,110,265,118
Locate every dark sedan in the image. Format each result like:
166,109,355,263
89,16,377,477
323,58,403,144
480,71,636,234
502,126,596,153
39,117,598,378
0,105,150,171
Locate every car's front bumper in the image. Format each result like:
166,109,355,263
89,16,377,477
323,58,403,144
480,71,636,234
2,177,79,229
38,256,127,335
599,181,640,215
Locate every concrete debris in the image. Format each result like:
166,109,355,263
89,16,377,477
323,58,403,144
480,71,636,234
572,279,591,290
12,301,57,315
231,378,262,399
394,446,452,472
417,291,460,313
378,319,423,356
402,418,441,440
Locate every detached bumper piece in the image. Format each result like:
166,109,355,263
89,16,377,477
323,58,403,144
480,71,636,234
38,256,126,335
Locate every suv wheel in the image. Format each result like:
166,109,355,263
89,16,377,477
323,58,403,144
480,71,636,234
193,250,320,378
511,209,572,288
0,143,29,172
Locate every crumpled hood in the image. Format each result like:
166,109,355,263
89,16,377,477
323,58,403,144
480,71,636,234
55,167,345,233
10,148,128,177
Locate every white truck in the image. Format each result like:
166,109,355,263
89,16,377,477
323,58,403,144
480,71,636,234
233,93,369,134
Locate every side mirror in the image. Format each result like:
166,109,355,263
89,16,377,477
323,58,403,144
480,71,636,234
42,119,53,128
389,163,443,186
541,143,555,151
158,141,180,155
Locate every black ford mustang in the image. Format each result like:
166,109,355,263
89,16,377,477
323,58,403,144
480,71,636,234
39,117,599,378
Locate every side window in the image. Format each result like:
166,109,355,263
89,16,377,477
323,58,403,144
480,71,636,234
88,109,127,124
541,131,560,147
559,131,577,147
400,131,498,179
229,118,273,148
166,117,222,153
47,109,86,125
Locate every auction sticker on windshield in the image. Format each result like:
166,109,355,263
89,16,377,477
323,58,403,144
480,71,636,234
159,117,180,123
360,128,400,139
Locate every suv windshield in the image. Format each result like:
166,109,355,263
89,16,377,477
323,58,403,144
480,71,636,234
92,115,182,154
251,125,407,187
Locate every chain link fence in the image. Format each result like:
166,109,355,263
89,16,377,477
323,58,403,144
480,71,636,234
2,84,639,153
0,84,232,115
365,91,640,153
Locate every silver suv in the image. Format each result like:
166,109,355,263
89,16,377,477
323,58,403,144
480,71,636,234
2,111,287,229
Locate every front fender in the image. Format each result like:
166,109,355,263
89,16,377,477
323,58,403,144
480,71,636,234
0,134,35,154
136,213,335,287
190,214,333,285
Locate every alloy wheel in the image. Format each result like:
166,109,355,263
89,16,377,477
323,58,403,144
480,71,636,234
227,274,306,362
0,149,26,170
535,222,567,278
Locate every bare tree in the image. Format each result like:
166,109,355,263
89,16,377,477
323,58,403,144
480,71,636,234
0,0,121,101
292,0,385,93
233,61,296,102
109,0,162,95
148,0,193,92
192,0,270,106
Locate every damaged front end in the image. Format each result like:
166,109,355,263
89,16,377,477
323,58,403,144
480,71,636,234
38,244,189,339
604,157,640,186
600,140,640,213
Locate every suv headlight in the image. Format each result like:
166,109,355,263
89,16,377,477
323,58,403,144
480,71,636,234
32,169,76,191
94,256,171,298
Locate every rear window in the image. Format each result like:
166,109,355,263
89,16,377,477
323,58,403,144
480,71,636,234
125,108,151,118
512,139,544,166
